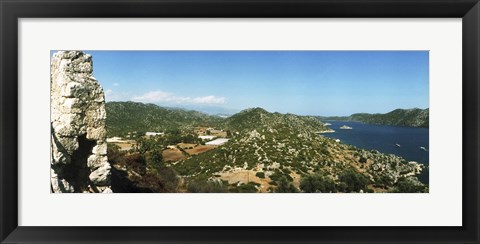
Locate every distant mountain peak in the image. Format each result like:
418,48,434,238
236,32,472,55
226,107,326,133
238,107,269,114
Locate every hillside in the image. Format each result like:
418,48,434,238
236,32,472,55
224,107,327,133
171,108,427,193
105,101,223,136
321,108,429,127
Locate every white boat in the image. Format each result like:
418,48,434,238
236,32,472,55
420,146,428,151
339,125,353,130
395,143,401,147
324,122,332,126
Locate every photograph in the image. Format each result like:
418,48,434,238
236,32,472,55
3,0,478,242
50,50,429,193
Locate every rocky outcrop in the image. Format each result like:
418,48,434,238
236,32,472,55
50,51,112,193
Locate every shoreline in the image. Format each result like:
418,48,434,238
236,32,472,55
316,129,335,134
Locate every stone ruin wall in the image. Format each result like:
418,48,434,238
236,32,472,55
50,51,112,193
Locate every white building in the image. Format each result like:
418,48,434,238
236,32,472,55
206,138,230,146
199,135,216,140
106,137,124,143
145,132,164,136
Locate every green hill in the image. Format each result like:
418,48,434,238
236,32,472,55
105,103,427,193
321,108,429,127
172,107,427,193
224,107,327,133
105,101,223,137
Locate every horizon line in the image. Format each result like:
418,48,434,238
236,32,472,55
105,100,429,117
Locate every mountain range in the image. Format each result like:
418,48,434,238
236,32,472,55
319,108,429,127
105,101,223,136
106,102,429,138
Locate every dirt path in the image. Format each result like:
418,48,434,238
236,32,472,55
218,169,272,193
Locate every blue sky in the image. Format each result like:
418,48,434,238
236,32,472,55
53,51,429,116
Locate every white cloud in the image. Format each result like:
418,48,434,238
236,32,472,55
132,90,226,105
104,89,130,102
113,82,119,86
105,89,113,96
192,95,226,104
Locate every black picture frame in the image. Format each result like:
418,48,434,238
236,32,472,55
1,0,479,243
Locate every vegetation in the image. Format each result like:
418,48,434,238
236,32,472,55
108,141,180,193
338,169,370,192
106,102,428,193
391,177,428,193
255,172,265,178
320,108,429,127
229,182,259,193
274,176,299,193
300,173,336,193
186,178,228,193
105,101,223,137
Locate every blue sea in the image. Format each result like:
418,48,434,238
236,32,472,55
322,121,429,184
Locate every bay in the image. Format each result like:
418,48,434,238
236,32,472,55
322,121,429,184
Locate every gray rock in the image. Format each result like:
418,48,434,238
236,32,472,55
50,168,75,193
50,51,112,193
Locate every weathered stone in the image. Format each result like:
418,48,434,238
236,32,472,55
50,51,112,193
55,136,79,154
50,168,75,193
61,82,82,98
92,143,107,155
86,127,106,141
87,155,108,169
89,164,111,185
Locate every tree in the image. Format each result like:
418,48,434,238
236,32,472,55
255,172,265,179
392,177,427,193
229,182,258,193
150,149,163,166
107,143,124,164
300,173,336,193
124,153,147,175
136,136,163,156
275,176,299,193
187,178,228,193
338,169,370,192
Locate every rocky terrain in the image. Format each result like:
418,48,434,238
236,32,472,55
105,103,427,193
50,51,112,193
171,108,427,193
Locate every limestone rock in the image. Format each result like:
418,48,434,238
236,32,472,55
50,51,112,193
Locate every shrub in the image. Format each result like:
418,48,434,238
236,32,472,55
392,177,427,193
150,166,179,192
269,171,291,182
124,153,147,175
300,173,336,193
107,143,124,164
338,169,370,192
187,178,228,193
135,173,168,192
274,176,299,193
255,172,265,178
229,182,258,193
